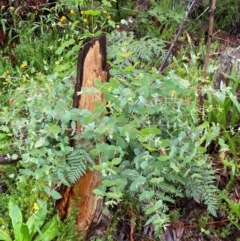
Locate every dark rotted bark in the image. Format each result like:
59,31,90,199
0,152,22,165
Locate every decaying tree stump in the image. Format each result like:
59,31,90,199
213,48,240,101
56,35,109,239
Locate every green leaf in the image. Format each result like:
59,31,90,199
121,169,139,179
8,202,23,241
55,39,75,55
108,20,115,28
93,189,105,196
50,190,62,200
20,224,30,241
140,127,161,135
85,10,101,16
34,215,59,241
139,191,155,201
44,124,61,135
157,156,169,161
34,137,46,148
0,133,8,140
11,154,18,160
102,180,114,187
111,158,121,165
26,201,48,240
219,191,240,217
146,200,163,215
0,229,12,241
130,176,146,191
142,143,157,151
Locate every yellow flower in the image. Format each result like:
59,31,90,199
70,9,74,15
83,18,88,23
9,6,14,11
107,15,111,20
116,24,120,29
60,16,66,23
33,203,39,213
20,63,26,69
5,70,10,75
103,10,107,14
80,11,84,15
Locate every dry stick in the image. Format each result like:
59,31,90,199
203,0,217,78
158,0,197,73
198,0,217,124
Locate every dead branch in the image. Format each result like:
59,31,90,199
158,0,197,73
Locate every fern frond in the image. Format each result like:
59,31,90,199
67,140,95,184
160,182,183,197
185,163,218,216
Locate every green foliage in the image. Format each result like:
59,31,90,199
108,31,167,68
70,63,219,233
203,75,240,155
0,166,40,229
0,201,59,241
56,201,82,241
67,139,95,184
1,0,239,238
133,1,185,39
0,76,74,198
212,0,240,30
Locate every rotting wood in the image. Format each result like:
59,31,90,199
56,35,109,239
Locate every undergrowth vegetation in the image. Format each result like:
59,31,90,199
0,0,240,240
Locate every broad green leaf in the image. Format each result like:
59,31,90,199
44,124,61,135
50,190,62,200
102,180,114,187
34,137,45,148
157,156,169,161
140,127,161,135
121,169,139,179
60,112,72,124
0,133,8,140
108,20,115,28
111,158,122,165
8,202,23,241
0,229,12,241
34,215,59,241
130,176,146,191
55,100,68,112
26,201,48,239
139,191,155,201
11,154,18,160
93,189,105,196
20,224,30,241
142,143,157,151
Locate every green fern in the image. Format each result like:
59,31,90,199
108,31,167,67
67,140,95,184
185,163,218,216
